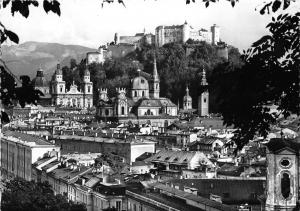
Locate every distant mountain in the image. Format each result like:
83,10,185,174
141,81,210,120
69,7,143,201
1,41,96,80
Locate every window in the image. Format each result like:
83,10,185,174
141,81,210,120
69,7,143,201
116,201,121,211
121,106,125,115
142,91,145,97
141,79,145,84
60,86,63,93
88,86,91,93
147,109,151,115
281,173,291,199
204,98,206,103
105,109,109,116
134,91,137,97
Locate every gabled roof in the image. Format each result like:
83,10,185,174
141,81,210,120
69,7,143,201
265,138,300,154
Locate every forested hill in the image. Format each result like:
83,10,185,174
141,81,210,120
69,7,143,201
61,41,243,113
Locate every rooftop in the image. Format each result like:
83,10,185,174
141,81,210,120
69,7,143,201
3,131,55,147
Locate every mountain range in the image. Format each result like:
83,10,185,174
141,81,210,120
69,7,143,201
1,41,96,80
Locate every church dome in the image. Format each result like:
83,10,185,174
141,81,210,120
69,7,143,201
32,67,49,87
184,94,192,101
132,76,149,90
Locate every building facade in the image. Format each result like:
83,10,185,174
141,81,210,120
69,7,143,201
51,64,93,108
265,138,300,211
155,21,220,47
0,131,60,181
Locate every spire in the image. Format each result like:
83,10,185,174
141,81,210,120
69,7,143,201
201,67,208,86
153,57,159,80
186,85,190,96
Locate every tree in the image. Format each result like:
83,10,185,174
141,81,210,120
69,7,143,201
1,178,87,211
213,12,299,150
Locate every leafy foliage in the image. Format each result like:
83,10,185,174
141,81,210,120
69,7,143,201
214,12,300,150
1,178,87,211
62,40,238,110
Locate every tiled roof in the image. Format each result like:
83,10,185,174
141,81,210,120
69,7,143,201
3,131,53,146
138,99,162,107
145,150,213,166
84,177,101,188
265,137,300,153
152,183,236,211
159,98,177,107
165,178,265,204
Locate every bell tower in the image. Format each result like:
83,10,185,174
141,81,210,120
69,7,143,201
82,68,93,108
265,138,299,211
115,88,128,117
198,67,209,116
183,85,192,110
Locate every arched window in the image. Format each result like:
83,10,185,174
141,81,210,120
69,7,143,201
142,91,145,97
281,173,291,199
134,91,137,97
147,109,151,115
121,106,125,115
204,98,206,103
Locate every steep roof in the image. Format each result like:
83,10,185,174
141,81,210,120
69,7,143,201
265,137,300,153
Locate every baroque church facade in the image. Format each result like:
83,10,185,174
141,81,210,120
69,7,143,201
97,59,178,127
32,64,93,108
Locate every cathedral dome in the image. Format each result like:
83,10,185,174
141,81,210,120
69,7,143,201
183,95,192,101
32,67,49,87
132,76,149,90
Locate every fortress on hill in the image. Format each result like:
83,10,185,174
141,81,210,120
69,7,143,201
86,21,228,63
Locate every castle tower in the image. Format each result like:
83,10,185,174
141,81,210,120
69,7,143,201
115,88,128,117
265,138,299,211
82,68,93,108
211,24,220,45
198,68,209,116
155,26,165,47
114,32,119,45
182,20,190,43
183,85,192,110
99,88,108,102
149,58,160,99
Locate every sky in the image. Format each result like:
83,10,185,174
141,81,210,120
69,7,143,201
1,0,299,51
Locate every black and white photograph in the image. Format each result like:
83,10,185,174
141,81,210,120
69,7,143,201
0,0,299,210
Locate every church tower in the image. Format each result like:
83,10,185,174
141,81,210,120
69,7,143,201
183,85,192,110
198,67,209,116
51,63,66,106
149,58,160,99
82,68,93,108
115,88,128,117
265,138,299,211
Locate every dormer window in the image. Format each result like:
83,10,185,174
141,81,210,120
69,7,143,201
141,79,145,84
